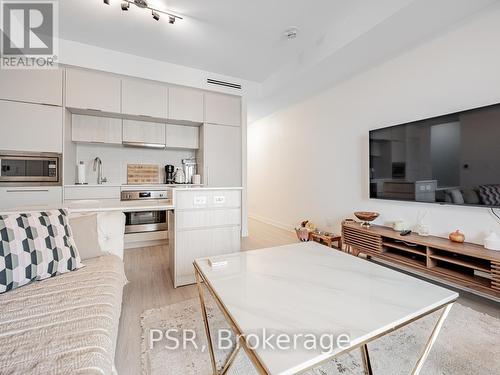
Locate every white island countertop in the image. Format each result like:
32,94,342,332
195,241,458,375
0,199,174,214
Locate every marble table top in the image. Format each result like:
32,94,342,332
195,242,458,375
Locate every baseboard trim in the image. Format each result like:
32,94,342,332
248,213,295,232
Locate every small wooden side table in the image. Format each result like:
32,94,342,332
309,232,342,250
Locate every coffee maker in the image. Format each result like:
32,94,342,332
165,164,175,184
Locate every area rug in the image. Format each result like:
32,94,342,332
141,296,500,375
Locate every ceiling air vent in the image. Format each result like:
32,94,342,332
207,79,242,90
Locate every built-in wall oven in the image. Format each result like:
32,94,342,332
121,190,172,234
0,151,61,186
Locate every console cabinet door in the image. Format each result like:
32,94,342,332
165,124,199,149
122,79,167,119
204,92,241,126
0,69,62,106
0,100,62,153
72,114,122,144
66,69,121,113
168,87,204,123
122,120,166,147
201,124,241,187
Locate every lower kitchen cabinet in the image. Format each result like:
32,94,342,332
0,187,62,210
64,186,120,200
170,188,242,287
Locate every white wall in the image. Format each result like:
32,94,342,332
248,5,500,244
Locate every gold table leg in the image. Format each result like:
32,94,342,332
196,268,242,375
410,303,453,375
361,344,373,375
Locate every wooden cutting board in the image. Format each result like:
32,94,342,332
127,164,160,184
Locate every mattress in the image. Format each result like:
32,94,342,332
0,255,126,375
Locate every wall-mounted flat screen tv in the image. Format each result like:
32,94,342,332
369,103,500,208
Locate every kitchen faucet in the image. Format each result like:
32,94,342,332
93,157,107,184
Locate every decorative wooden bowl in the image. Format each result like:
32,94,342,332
354,211,380,227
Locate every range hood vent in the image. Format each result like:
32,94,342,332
207,79,242,90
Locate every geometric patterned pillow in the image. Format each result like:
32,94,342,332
0,209,83,293
478,185,500,206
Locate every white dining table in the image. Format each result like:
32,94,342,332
194,241,458,375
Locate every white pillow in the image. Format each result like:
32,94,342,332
69,211,125,260
69,214,104,260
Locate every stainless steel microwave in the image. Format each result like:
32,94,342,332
0,151,61,186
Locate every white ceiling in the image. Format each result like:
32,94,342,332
60,0,499,120
59,0,417,82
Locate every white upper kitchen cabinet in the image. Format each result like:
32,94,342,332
0,100,62,153
168,86,204,123
121,79,167,119
199,124,241,187
66,68,121,113
72,114,122,145
122,120,166,147
0,69,63,106
204,92,241,126
165,124,199,149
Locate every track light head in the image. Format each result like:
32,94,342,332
103,0,110,4
169,16,175,24
152,10,160,21
121,1,129,11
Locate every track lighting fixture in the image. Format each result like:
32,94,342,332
104,0,182,24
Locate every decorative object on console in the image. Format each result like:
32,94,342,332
354,211,379,227
449,230,465,243
127,164,160,184
484,232,500,251
416,211,430,236
0,209,82,293
392,220,407,232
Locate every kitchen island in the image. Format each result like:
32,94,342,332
0,186,243,289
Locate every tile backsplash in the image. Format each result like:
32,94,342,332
75,143,194,185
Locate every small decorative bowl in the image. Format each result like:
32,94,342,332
354,211,380,228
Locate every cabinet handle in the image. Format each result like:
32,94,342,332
206,167,210,186
6,189,49,193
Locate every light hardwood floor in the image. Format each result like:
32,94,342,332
115,218,499,375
